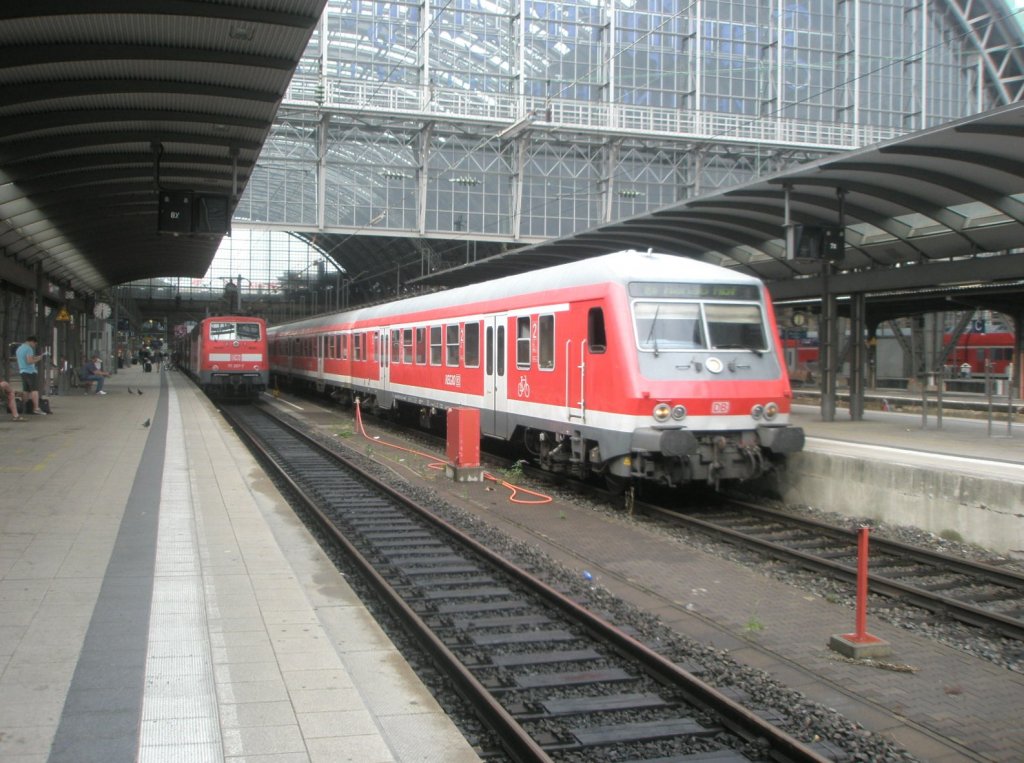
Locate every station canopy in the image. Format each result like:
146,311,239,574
0,2,327,293
409,102,1024,302
1,3,1023,304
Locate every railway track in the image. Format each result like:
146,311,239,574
642,500,1024,642
293,397,1024,646
222,402,834,763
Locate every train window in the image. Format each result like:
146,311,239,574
516,317,531,368
391,331,401,363
341,334,349,360
353,333,363,361
465,322,480,368
486,326,493,375
430,326,442,365
588,308,607,353
401,327,413,362
538,315,554,370
705,304,767,351
497,325,505,376
446,325,460,366
415,328,426,364
635,302,704,350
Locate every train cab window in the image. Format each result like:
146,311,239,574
705,304,767,352
415,327,426,364
402,328,413,363
635,302,704,351
446,325,460,366
538,315,554,370
464,322,480,368
430,326,442,366
209,321,261,341
588,308,607,353
516,317,531,368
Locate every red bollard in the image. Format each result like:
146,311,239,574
828,526,892,659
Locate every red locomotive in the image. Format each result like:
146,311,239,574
180,315,269,401
268,250,804,488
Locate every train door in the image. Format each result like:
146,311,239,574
316,335,325,383
378,328,391,397
483,315,508,436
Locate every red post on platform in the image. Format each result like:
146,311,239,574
446,407,480,468
829,525,891,658
854,526,870,639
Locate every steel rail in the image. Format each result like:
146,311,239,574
643,500,1024,641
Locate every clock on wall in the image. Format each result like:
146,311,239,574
93,302,112,320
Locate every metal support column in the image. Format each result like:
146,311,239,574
820,264,837,422
849,292,866,420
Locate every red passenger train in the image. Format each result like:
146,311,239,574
179,315,269,401
268,251,804,488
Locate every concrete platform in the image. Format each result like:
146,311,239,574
782,404,1024,556
0,366,479,762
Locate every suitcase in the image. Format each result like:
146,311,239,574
22,398,51,414
144,361,152,373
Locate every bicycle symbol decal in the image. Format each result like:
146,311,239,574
516,376,531,398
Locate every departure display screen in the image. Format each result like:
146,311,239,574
628,282,760,300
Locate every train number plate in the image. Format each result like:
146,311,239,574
711,401,730,414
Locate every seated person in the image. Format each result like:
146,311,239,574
1,379,23,421
80,355,111,395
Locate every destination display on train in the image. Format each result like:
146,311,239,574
629,282,760,300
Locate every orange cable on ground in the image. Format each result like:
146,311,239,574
353,399,552,505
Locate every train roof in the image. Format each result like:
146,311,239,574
270,250,764,333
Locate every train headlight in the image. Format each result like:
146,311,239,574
751,404,764,420
671,405,687,420
653,403,672,422
764,402,779,420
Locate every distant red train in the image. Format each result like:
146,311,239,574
179,315,269,400
782,329,1015,381
944,330,1014,375
267,250,804,489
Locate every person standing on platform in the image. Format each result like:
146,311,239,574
15,336,48,415
80,355,111,395
1,379,24,421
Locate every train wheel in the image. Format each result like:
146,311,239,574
604,473,630,494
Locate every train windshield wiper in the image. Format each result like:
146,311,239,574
715,343,763,356
645,305,661,357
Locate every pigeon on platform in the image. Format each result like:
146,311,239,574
137,389,144,395
128,388,135,394
142,418,151,428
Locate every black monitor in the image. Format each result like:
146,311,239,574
193,193,231,235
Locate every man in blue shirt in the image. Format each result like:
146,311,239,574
80,355,110,395
15,336,48,415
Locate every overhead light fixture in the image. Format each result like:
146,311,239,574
497,111,539,141
450,176,479,186
229,23,255,41
618,189,644,198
